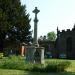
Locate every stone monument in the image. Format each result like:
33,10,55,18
26,7,44,64
33,7,44,64
33,7,40,45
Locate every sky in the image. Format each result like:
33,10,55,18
21,0,75,37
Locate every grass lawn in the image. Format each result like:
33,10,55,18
45,59,75,72
0,69,75,75
0,58,75,75
66,60,75,72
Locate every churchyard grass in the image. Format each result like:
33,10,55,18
45,59,75,72
0,69,75,75
0,56,75,75
0,56,70,72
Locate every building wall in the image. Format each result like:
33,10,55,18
57,28,75,59
38,40,55,58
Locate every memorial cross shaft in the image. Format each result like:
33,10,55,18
33,7,40,45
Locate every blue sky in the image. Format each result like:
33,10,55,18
21,0,75,37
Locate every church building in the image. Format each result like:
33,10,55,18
56,25,75,59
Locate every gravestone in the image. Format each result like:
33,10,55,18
26,46,44,64
26,46,36,63
34,47,44,64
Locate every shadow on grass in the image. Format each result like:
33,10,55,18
0,69,75,75
24,72,75,75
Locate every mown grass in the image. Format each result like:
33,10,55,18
0,56,70,72
66,60,75,72
0,56,75,75
0,69,75,75
0,69,25,75
46,59,75,72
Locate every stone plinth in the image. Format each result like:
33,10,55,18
26,46,36,63
26,46,44,64
34,47,44,64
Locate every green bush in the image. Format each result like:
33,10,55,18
0,56,71,72
0,53,3,59
2,61,32,70
45,62,68,72
45,60,70,72
31,61,70,72
0,55,33,71
31,64,45,72
3,48,11,56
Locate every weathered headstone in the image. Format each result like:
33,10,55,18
26,46,36,63
34,47,44,64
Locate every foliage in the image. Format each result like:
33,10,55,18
3,48,12,56
38,35,47,41
31,60,70,72
47,31,56,41
0,53,3,59
0,69,25,75
0,56,71,73
0,55,33,70
45,61,70,72
0,69,75,75
0,0,32,51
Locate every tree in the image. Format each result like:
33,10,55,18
0,0,32,52
47,31,56,41
38,35,47,41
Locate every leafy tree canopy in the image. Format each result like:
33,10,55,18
0,0,32,51
47,31,56,41
0,0,32,43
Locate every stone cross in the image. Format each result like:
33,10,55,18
33,7,40,45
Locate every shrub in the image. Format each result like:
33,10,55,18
0,55,33,71
0,53,3,59
31,64,45,72
45,60,71,72
3,48,11,56
31,61,70,72
0,56,71,72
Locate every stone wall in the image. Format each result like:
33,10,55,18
57,26,75,59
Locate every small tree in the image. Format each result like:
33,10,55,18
47,31,56,41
